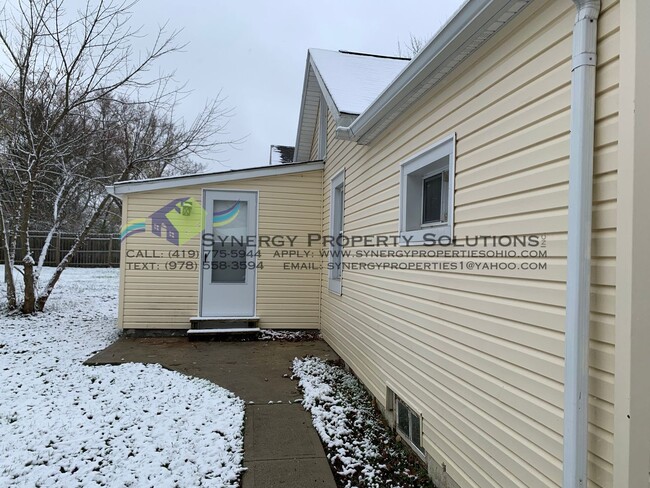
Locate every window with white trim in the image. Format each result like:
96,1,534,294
329,169,344,294
399,134,455,245
395,395,424,453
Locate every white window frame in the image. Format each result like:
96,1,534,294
421,169,449,226
399,133,456,245
318,96,327,160
328,169,345,294
395,395,425,457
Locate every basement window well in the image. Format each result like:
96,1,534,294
395,395,424,454
399,134,455,245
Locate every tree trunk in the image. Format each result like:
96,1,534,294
19,179,37,314
35,196,111,311
0,207,17,310
3,259,17,310
21,254,36,313
35,226,58,282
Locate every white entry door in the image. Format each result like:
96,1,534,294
200,190,257,317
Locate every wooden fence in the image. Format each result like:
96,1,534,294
0,232,121,268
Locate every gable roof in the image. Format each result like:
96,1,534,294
293,50,410,162
310,49,410,116
294,0,533,159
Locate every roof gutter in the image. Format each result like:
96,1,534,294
563,1,600,487
335,0,531,144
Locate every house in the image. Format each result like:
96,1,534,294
107,0,650,487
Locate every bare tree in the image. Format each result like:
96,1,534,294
0,0,236,313
397,34,429,58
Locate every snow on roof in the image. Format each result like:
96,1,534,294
309,49,410,116
109,160,324,195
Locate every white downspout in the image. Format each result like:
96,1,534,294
564,1,600,487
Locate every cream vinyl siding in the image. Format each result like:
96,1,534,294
319,1,619,487
119,169,323,330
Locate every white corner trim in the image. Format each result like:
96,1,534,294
318,96,328,160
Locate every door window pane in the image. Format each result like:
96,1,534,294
211,200,248,283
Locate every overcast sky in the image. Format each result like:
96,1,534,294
81,0,465,171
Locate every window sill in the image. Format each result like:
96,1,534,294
328,278,342,295
399,225,451,246
396,430,427,461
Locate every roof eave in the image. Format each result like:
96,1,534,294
337,0,532,145
293,53,316,162
109,161,325,195
294,50,360,161
308,54,344,123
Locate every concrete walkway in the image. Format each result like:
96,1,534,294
86,338,338,488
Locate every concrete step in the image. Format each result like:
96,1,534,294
188,327,261,334
187,327,261,341
189,316,260,330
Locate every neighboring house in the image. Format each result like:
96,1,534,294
108,1,650,487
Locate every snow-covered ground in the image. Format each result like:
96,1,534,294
0,267,245,487
259,329,321,341
293,356,432,488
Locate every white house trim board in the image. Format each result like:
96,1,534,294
614,0,650,485
318,95,328,160
293,57,319,162
328,169,345,295
108,161,324,196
